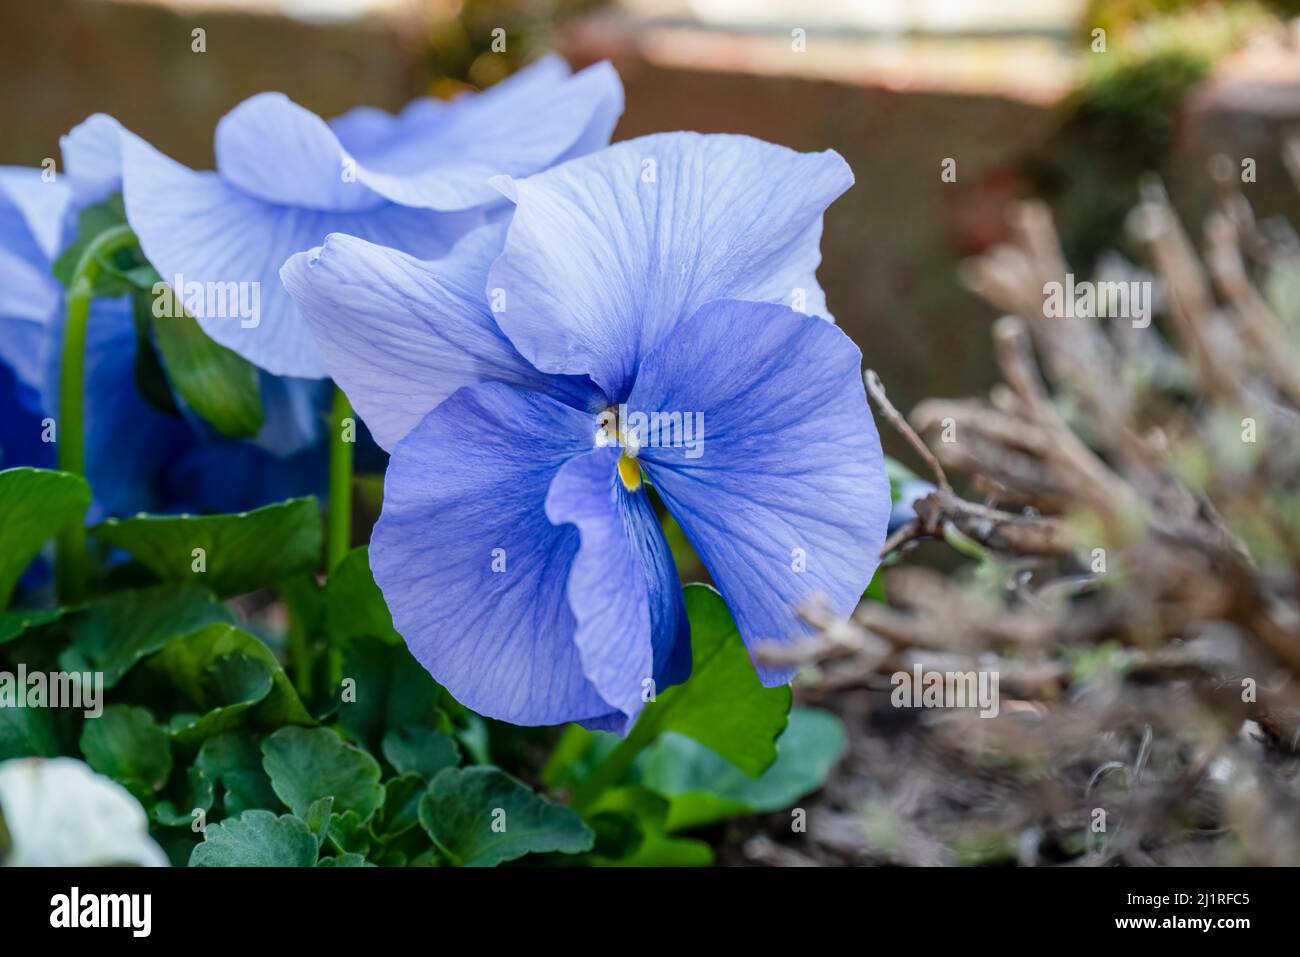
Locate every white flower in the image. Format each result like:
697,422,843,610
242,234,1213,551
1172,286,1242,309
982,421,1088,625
0,757,167,866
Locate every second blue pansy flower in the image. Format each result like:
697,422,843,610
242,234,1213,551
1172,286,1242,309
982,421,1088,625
283,132,890,731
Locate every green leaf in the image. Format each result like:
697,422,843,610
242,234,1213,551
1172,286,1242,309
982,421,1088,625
418,766,594,867
327,809,371,856
195,731,278,815
51,197,138,297
91,498,321,598
146,623,313,743
381,725,459,780
634,584,790,775
151,300,264,439
325,547,400,645
318,852,372,867
338,636,447,753
0,707,58,760
639,708,847,832
190,809,318,867
78,704,173,802
0,608,66,647
373,772,425,840
261,726,383,822
583,786,713,867
67,584,232,688
302,796,334,846
0,468,91,606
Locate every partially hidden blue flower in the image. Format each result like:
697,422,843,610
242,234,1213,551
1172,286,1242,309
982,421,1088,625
95,55,623,379
0,167,64,471
282,132,890,730
0,143,323,518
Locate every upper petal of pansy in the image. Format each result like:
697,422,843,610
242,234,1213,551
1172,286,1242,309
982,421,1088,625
545,446,691,730
487,132,853,400
121,131,478,378
215,93,387,212
60,114,127,209
627,298,889,685
347,57,624,212
371,381,620,726
281,225,604,451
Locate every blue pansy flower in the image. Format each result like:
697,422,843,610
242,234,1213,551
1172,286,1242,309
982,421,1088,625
97,55,623,379
0,167,65,470
283,132,890,730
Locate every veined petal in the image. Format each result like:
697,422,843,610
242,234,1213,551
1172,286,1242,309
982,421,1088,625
281,226,603,451
487,132,852,399
215,93,386,212
628,298,889,684
545,446,690,730
350,57,624,211
121,131,477,378
371,381,617,726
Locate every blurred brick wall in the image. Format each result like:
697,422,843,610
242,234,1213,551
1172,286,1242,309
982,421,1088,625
0,0,425,169
561,16,1068,414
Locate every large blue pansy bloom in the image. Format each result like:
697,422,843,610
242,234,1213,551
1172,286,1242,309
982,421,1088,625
111,55,622,379
283,133,890,731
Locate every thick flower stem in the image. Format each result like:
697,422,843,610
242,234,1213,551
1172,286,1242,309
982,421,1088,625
327,386,354,574
55,224,138,603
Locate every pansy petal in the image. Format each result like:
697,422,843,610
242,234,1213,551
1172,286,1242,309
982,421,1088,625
121,131,476,378
488,132,852,399
281,226,603,451
352,58,624,212
545,446,690,729
371,381,617,726
628,298,889,684
60,114,126,209
0,166,72,263
215,93,385,212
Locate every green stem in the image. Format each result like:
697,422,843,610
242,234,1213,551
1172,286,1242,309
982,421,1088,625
327,386,354,574
569,719,658,812
55,225,137,603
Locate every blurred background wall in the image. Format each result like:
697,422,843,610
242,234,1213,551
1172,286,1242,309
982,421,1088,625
5,0,1300,418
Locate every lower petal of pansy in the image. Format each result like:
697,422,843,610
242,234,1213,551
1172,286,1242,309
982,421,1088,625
370,381,618,726
545,446,690,730
628,298,890,684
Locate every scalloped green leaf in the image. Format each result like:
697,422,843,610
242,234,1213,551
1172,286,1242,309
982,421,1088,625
262,726,383,822
419,767,594,867
67,584,233,688
91,497,321,598
79,704,173,802
189,809,317,867
147,623,314,744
